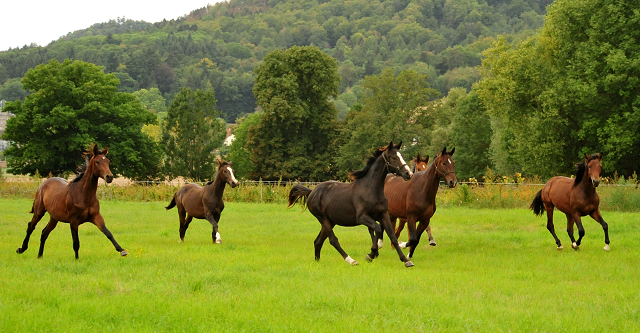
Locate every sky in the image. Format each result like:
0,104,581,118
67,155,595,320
0,0,223,52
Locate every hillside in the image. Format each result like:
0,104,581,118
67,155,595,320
0,0,551,122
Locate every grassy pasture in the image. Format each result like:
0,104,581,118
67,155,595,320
1,199,640,332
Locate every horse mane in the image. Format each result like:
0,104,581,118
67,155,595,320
71,150,103,183
349,148,385,180
573,153,600,187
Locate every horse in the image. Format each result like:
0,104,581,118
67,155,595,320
16,145,128,259
288,141,415,267
166,159,239,243
410,154,429,173
530,153,610,251
383,147,457,259
394,154,437,247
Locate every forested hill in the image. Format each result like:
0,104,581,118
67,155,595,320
0,0,551,122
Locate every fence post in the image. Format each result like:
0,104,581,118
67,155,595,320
260,178,263,204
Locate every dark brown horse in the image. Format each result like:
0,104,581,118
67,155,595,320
383,148,457,258
166,160,239,243
16,145,128,259
530,153,610,251
393,154,437,247
288,142,415,267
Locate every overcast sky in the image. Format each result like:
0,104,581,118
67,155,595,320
1,0,223,52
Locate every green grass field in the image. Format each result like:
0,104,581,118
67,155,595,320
1,199,639,332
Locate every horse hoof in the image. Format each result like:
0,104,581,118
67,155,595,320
557,245,563,250
344,256,358,266
366,254,373,262
404,261,414,268
429,240,437,246
398,241,407,249
215,239,222,244
571,242,579,250
604,244,610,251
120,250,129,256
16,248,23,254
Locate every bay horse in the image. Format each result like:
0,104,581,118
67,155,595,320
166,160,238,243
16,145,128,259
530,153,610,251
288,142,415,267
394,154,437,247
383,147,457,259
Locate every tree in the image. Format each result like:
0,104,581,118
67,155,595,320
0,78,28,102
476,0,640,177
133,88,167,113
225,112,262,179
1,59,161,180
338,68,439,174
162,87,225,181
247,46,341,181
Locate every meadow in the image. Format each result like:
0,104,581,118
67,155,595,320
1,198,639,332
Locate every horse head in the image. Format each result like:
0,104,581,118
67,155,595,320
585,153,603,187
90,145,113,183
384,141,412,180
411,154,429,173
434,147,457,188
218,160,239,188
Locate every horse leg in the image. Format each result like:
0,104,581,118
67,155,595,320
205,212,221,244
395,218,407,248
565,213,577,249
545,205,562,249
16,211,45,254
313,228,328,261
426,224,436,246
572,213,586,249
92,214,128,256
177,206,187,242
403,217,418,252
70,222,81,260
180,215,193,242
590,210,610,251
37,218,59,258
320,220,357,265
408,219,429,259
377,213,413,267
367,226,380,261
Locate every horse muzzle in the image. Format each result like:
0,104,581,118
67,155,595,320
104,174,114,183
592,178,600,187
229,181,239,188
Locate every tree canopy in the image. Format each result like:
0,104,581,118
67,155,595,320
1,59,161,180
247,46,340,181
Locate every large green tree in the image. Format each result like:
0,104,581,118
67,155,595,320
225,112,262,179
338,68,440,174
476,0,640,177
247,46,341,181
162,87,225,181
1,59,161,180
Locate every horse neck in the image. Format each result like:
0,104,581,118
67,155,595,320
420,161,442,198
74,159,99,203
578,165,597,194
208,170,227,198
360,155,389,191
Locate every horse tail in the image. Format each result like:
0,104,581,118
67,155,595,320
288,184,312,210
530,190,544,216
165,194,177,210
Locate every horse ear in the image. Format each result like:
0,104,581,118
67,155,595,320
441,147,447,156
92,144,100,156
102,147,109,155
449,147,455,156
424,155,429,163
395,141,402,149
387,141,394,150
584,154,590,160
597,153,603,160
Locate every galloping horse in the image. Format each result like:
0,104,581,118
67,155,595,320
288,142,415,267
16,145,128,259
166,160,238,243
530,153,610,251
383,148,457,259
394,154,437,247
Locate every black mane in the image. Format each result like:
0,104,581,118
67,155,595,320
206,160,232,185
71,151,103,183
349,148,385,180
573,154,600,186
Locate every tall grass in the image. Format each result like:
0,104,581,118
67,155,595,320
1,199,639,332
2,177,638,211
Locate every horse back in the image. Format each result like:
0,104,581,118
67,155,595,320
543,176,599,215
34,178,70,219
308,181,359,226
